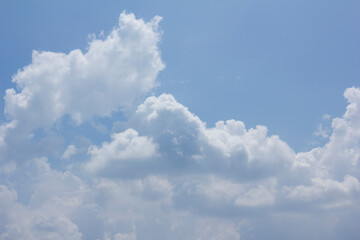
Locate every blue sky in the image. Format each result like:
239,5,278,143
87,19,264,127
0,1,360,239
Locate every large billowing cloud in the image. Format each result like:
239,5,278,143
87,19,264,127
4,12,164,132
1,12,360,240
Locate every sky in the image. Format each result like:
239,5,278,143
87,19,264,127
0,1,360,239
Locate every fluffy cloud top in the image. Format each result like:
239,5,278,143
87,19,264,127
294,87,360,180
4,12,164,131
86,129,158,174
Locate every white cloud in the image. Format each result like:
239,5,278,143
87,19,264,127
189,176,276,208
127,93,295,179
294,87,360,180
0,158,86,240
4,12,164,132
2,209,83,240
86,129,158,174
234,184,275,207
195,218,240,240
0,162,16,174
79,87,360,238
286,175,360,201
314,123,330,138
0,185,17,212
62,145,78,159
137,175,173,202
1,10,360,240
202,119,295,178
2,86,360,239
107,232,136,240
0,121,16,148
323,114,331,120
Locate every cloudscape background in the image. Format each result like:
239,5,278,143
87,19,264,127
1,1,360,239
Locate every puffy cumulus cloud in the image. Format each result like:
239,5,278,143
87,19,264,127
293,87,360,191
137,175,173,202
177,176,276,213
201,120,295,180
0,158,85,240
2,86,360,238
324,87,360,176
76,88,360,238
125,93,295,178
286,175,360,202
26,158,87,209
133,94,205,162
1,11,360,240
4,11,164,132
2,209,83,240
86,129,158,176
